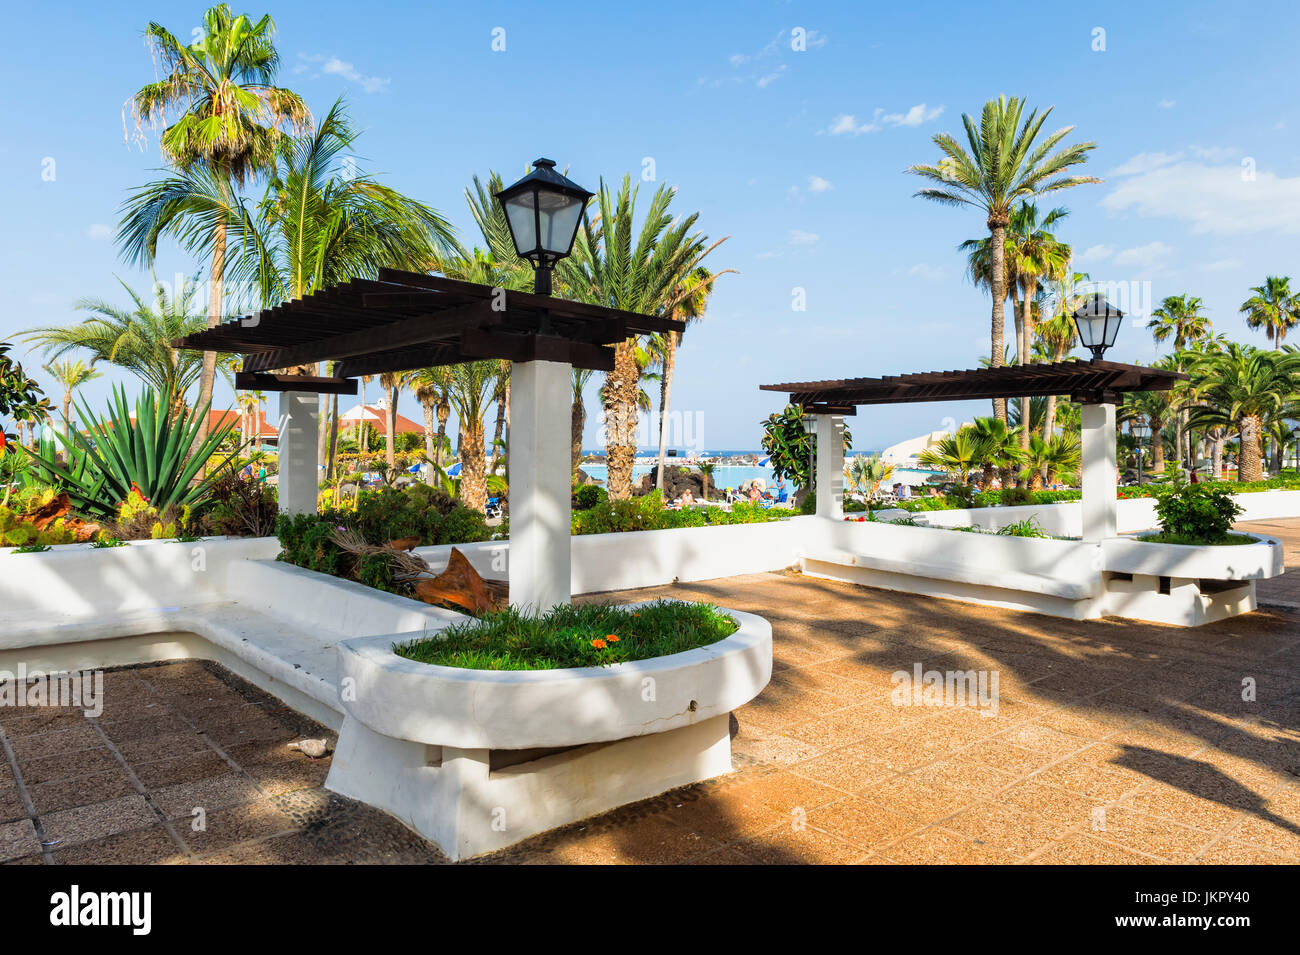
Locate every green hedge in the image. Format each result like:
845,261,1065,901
572,491,794,535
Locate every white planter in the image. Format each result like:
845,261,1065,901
1102,534,1284,580
325,602,772,859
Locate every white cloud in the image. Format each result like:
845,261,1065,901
728,53,748,67
295,53,390,94
789,229,820,246
756,64,787,89
807,175,833,193
1202,258,1243,273
1103,156,1300,235
86,224,112,240
1110,152,1182,176
1157,98,1176,109
827,104,942,136
1113,241,1173,270
880,103,944,127
1077,243,1115,263
905,263,946,281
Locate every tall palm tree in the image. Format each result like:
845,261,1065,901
1240,276,1300,346
378,370,410,471
22,277,229,409
236,388,264,451
411,366,451,473
1147,294,1212,352
908,96,1099,421
445,360,503,510
42,359,101,439
487,361,510,475
652,266,736,491
559,176,722,498
1186,343,1300,482
1121,388,1176,475
571,368,594,479
122,4,309,447
1035,267,1087,439
1006,203,1071,447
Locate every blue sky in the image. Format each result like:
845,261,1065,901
3,0,1298,451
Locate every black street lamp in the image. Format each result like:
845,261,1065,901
1131,416,1150,485
495,158,594,296
1073,293,1124,361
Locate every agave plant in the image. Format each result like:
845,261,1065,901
25,386,236,518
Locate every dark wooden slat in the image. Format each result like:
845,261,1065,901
459,330,616,371
244,301,496,372
235,373,358,395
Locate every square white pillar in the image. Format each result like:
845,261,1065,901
508,360,572,611
1081,401,1117,541
277,391,319,516
814,414,846,520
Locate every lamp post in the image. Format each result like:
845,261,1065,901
1131,416,1150,486
495,158,594,296
1072,293,1124,361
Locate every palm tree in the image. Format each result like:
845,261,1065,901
571,367,594,479
1240,276,1300,346
1186,344,1300,482
445,360,503,510
236,388,264,452
1019,432,1080,489
411,366,451,472
968,416,1024,488
846,454,893,500
1036,267,1087,439
1121,389,1175,476
918,427,996,485
22,277,229,409
487,361,510,475
378,370,409,471
42,359,101,439
559,176,723,498
121,5,309,447
652,266,735,491
1147,294,1212,351
908,96,1099,421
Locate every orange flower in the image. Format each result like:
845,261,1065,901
591,638,607,649
605,634,620,643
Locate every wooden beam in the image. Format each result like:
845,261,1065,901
235,372,357,394
459,330,616,371
243,301,496,372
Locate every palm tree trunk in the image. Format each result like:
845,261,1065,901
421,399,435,463
654,332,680,492
460,423,487,510
989,221,1008,422
357,377,368,460
603,339,641,499
1211,430,1224,480
1152,422,1166,473
489,391,507,473
326,392,339,480
62,393,72,441
434,394,449,470
572,395,587,479
1239,415,1263,482
1020,291,1031,450
192,218,226,469
385,386,397,471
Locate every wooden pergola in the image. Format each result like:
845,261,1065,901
760,359,1186,413
175,267,683,611
174,267,683,391
761,358,1187,541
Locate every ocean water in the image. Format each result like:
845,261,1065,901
578,463,944,489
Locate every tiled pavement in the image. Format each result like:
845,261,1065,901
2,519,1298,865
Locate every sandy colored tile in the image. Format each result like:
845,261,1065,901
29,769,136,815
181,799,297,856
1089,807,1218,862
871,775,963,824
51,825,185,865
879,827,1014,865
908,757,1018,799
42,795,156,847
1195,838,1297,864
733,771,845,814
788,742,896,794
733,821,868,864
654,788,783,843
1027,833,1162,865
151,773,263,820
805,798,922,851
0,819,40,862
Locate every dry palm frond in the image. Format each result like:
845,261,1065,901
328,526,431,580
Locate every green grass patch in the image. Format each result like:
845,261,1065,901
393,600,738,671
1136,532,1257,546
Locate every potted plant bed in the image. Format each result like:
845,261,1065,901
325,600,773,860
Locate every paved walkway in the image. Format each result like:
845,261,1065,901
1242,518,1300,608
3,520,1298,865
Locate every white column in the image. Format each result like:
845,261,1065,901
508,360,572,611
1081,401,1117,541
814,414,846,520
277,391,319,516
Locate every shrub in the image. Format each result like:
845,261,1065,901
571,491,792,535
999,486,1035,506
1148,476,1243,544
573,484,606,511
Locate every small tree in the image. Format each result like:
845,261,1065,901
0,342,51,450
1149,475,1243,544
760,405,851,495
